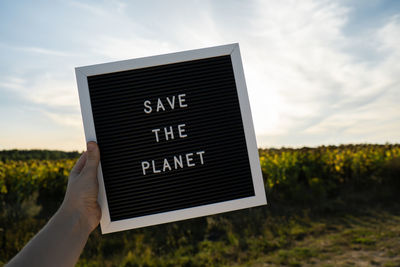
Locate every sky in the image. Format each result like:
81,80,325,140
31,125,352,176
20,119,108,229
0,0,399,151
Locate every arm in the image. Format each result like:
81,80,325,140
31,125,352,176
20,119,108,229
6,142,101,267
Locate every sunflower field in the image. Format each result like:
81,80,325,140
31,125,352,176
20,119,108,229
0,144,399,266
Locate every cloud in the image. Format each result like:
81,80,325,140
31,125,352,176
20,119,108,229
1,0,399,149
42,111,82,127
67,0,126,16
0,77,25,90
0,42,73,57
1,74,79,109
16,46,72,57
240,0,400,147
89,36,176,60
0,73,82,129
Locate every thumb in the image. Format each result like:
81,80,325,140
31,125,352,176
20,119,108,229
82,141,100,176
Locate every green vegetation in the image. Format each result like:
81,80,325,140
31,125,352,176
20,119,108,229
1,144,399,266
0,149,80,161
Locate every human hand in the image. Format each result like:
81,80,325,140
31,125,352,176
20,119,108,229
60,141,101,233
5,142,102,267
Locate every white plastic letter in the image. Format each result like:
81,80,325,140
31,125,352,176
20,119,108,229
152,128,161,142
196,151,205,164
174,155,183,169
156,98,165,112
178,124,187,138
144,100,152,114
163,158,172,172
164,126,174,140
186,153,195,167
178,94,188,108
166,96,175,109
141,161,150,175
152,160,161,173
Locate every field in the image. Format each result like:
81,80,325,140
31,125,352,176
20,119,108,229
0,144,400,266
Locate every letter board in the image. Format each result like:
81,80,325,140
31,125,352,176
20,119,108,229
75,43,267,234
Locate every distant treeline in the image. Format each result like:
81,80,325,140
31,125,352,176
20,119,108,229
0,149,81,161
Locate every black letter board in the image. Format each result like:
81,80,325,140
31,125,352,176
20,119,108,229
76,43,266,234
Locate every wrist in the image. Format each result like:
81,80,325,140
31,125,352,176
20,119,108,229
56,203,93,237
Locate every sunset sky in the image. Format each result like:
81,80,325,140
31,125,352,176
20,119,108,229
1,0,399,151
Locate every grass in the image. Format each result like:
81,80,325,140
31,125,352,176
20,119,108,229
235,207,400,267
2,145,400,266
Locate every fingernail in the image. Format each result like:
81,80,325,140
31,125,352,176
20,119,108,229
87,142,96,152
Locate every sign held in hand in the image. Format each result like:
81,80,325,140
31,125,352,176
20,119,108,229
76,43,267,234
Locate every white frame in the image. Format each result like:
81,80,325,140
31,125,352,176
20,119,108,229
75,43,267,234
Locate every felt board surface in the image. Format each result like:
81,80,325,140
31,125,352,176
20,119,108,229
87,55,255,222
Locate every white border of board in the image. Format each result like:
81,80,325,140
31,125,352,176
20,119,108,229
75,43,267,234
